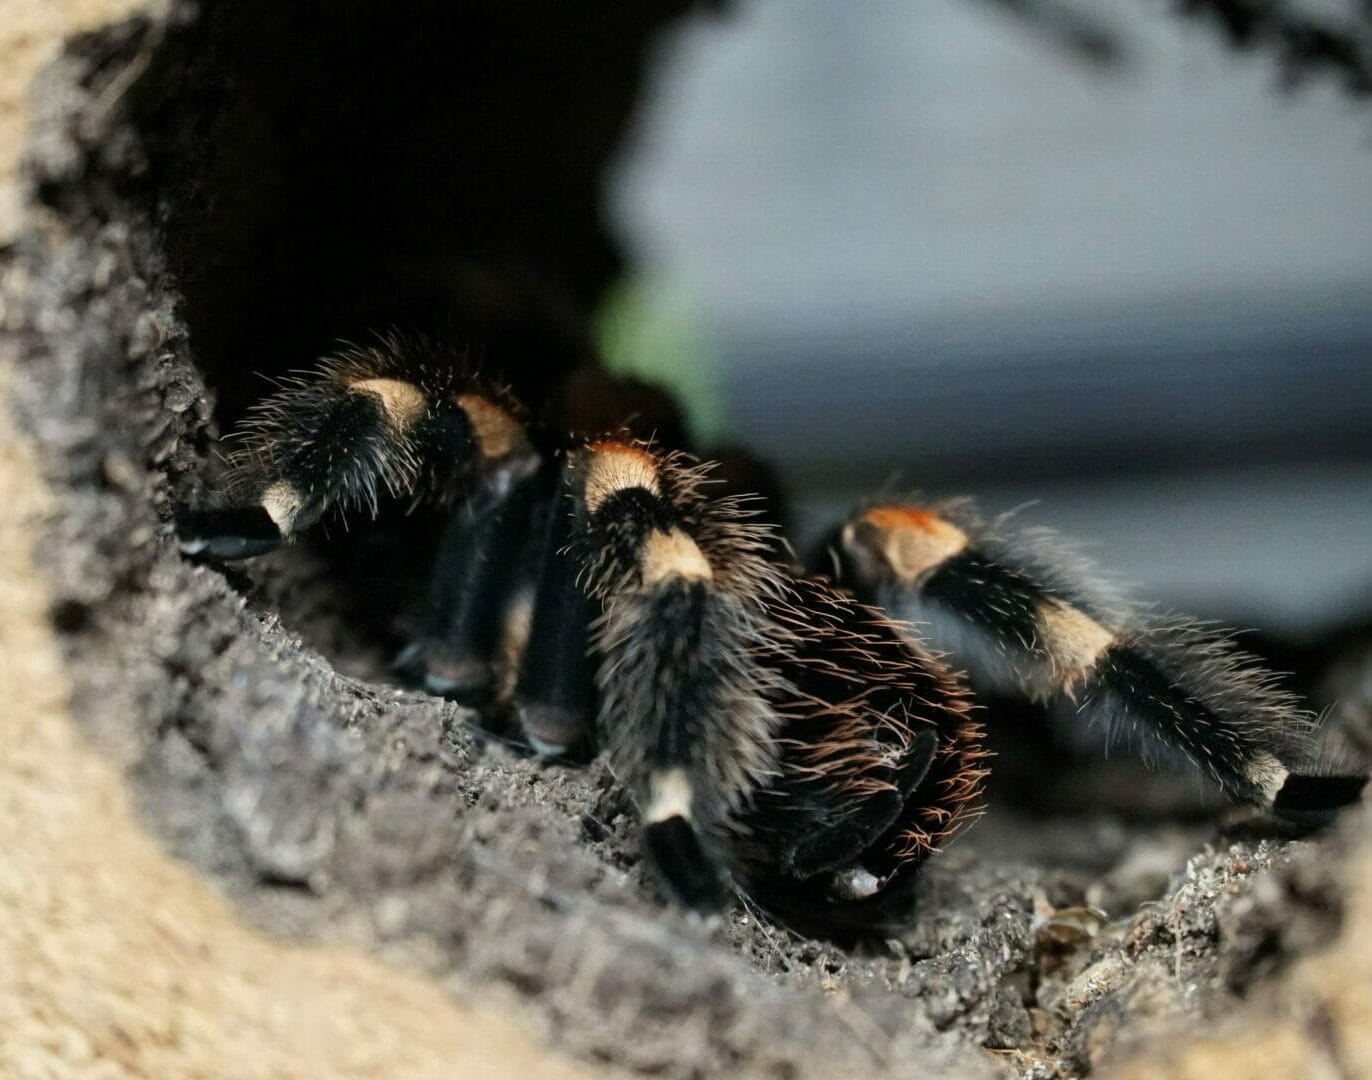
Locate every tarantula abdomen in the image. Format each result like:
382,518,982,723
731,576,986,932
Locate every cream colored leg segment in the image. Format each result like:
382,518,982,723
350,378,428,431
641,528,713,586
261,480,306,533
645,768,694,823
1035,599,1117,698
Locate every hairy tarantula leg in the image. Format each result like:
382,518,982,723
178,341,536,559
574,442,733,909
1087,629,1366,820
568,440,783,913
512,465,598,756
412,469,543,704
836,502,1367,820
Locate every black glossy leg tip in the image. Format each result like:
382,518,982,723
177,506,282,561
643,816,729,914
517,702,591,757
418,647,495,707
1273,772,1368,824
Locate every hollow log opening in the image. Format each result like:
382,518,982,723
5,3,1370,1078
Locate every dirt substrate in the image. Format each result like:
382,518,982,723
4,6,1372,1078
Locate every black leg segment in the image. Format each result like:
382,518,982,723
415,474,540,704
514,467,597,755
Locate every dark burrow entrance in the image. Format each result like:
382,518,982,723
127,0,697,675
6,3,1364,1077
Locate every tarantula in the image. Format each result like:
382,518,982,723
178,337,1366,934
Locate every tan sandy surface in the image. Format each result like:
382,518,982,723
1103,845,1372,1080
1,0,154,240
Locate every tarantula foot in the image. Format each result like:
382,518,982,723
1272,772,1368,826
176,505,282,560
516,703,589,758
412,643,495,705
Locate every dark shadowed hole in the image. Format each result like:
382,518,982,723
123,0,699,671
49,599,92,635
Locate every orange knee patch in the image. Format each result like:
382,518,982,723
455,394,526,459
582,442,662,512
848,506,969,583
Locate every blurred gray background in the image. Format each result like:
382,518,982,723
605,0,1372,636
